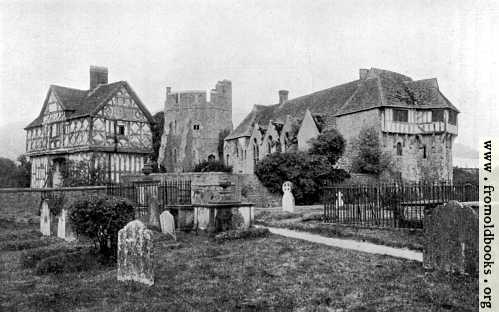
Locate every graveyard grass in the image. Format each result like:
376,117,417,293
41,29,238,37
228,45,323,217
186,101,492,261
1,219,477,311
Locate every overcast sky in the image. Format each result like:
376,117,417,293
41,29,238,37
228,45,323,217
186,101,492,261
1,0,498,148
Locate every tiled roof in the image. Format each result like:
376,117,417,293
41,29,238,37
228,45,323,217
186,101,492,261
226,68,460,140
25,81,153,129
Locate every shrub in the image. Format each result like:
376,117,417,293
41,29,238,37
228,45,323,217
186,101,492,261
255,152,349,204
308,129,345,165
351,126,392,175
193,159,232,173
35,249,101,275
68,195,135,259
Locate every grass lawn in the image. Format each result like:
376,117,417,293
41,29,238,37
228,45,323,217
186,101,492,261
0,219,477,311
255,209,425,251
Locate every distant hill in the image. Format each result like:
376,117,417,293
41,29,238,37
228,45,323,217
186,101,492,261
453,142,479,168
0,121,28,161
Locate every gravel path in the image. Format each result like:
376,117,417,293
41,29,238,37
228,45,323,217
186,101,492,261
263,226,423,262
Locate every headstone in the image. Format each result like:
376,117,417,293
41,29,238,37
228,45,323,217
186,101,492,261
160,210,176,240
149,198,161,229
335,191,344,208
117,220,154,286
57,209,76,242
423,201,478,275
196,207,211,230
40,200,51,236
282,181,295,213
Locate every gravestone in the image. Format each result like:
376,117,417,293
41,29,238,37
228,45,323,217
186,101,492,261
335,191,344,207
57,209,76,242
40,200,51,236
160,210,176,239
282,181,295,213
196,207,211,230
424,201,478,275
117,220,154,286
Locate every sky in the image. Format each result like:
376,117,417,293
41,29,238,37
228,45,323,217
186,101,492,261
0,0,498,149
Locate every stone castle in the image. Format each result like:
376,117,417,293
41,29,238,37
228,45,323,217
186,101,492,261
158,81,233,172
224,68,458,182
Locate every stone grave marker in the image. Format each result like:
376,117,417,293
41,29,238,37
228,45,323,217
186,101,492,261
424,200,478,275
117,220,154,286
40,200,51,236
149,198,161,229
282,181,295,213
57,209,76,242
160,210,176,240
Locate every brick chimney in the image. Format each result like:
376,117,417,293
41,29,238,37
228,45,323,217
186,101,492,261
89,66,108,90
279,90,289,106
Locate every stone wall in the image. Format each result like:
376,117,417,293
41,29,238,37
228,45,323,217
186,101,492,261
237,174,281,208
423,201,478,275
0,186,107,222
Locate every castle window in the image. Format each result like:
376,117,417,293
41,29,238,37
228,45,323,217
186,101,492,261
396,142,403,156
423,145,427,159
193,124,200,131
253,144,259,166
448,111,457,125
393,109,408,122
226,154,230,165
432,109,444,122
118,125,125,136
173,149,177,163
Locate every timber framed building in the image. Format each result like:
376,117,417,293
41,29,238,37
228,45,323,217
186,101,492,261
25,66,154,187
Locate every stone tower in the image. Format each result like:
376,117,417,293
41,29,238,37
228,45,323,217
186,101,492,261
158,80,233,172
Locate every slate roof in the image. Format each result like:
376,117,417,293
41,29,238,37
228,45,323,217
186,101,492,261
25,81,153,129
226,68,459,140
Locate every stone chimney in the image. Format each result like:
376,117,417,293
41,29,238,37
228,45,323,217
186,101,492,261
89,66,108,90
359,68,369,80
279,90,289,106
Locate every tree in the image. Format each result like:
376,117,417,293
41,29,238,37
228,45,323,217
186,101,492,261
16,154,31,187
151,111,164,172
218,128,231,160
308,129,345,165
255,152,349,204
0,157,20,187
453,167,478,184
351,126,392,175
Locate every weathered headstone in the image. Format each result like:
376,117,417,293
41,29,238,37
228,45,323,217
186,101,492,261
424,201,478,275
160,210,176,239
282,181,295,213
57,209,76,242
196,207,211,230
149,198,161,229
40,200,51,236
117,220,154,286
335,191,344,207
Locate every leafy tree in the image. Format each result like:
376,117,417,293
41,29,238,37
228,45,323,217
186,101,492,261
351,126,392,175
68,195,135,259
0,157,20,187
308,129,345,165
218,128,231,160
151,111,164,172
15,154,31,187
255,152,349,204
193,159,232,173
453,167,478,184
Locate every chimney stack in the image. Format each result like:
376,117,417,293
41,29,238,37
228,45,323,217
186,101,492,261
89,66,108,90
279,90,289,106
359,68,369,80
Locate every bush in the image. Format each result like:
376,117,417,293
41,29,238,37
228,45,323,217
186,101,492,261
35,249,101,275
193,160,232,173
68,195,135,259
351,127,392,175
255,152,349,204
308,129,345,165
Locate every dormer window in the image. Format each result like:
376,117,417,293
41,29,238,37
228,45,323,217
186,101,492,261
193,124,200,131
393,109,408,122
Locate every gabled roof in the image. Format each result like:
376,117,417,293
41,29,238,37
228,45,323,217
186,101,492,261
225,80,360,140
336,68,459,116
25,81,153,129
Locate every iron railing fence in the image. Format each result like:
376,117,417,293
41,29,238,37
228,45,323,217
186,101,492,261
323,182,478,229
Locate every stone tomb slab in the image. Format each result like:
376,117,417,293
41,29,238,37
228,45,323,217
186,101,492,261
117,220,154,286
